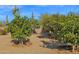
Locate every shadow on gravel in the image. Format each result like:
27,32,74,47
38,36,72,51
41,42,72,51
37,34,72,51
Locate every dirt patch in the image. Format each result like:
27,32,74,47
0,28,78,54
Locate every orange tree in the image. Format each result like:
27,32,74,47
8,6,32,44
41,13,79,52
60,13,79,52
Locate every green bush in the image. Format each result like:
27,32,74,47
0,28,7,35
41,13,79,52
8,6,32,45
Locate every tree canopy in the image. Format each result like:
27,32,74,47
8,6,32,44
40,13,79,52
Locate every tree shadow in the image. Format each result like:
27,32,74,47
37,34,52,39
37,33,72,51
40,40,72,51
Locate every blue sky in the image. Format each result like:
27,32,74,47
0,5,79,21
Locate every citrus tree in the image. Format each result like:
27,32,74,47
41,13,79,52
8,6,32,44
60,13,79,52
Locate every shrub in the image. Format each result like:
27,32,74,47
41,13,79,52
8,6,32,45
0,28,7,35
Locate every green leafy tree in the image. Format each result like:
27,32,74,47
8,6,32,44
60,13,79,52
41,12,79,52
40,13,50,34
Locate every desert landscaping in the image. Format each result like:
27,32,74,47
0,5,79,54
0,28,75,54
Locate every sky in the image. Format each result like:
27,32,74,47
0,5,79,22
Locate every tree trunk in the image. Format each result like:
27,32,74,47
75,45,78,54
72,45,75,53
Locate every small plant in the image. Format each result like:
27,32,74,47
0,28,7,35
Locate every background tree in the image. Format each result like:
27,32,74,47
30,12,40,33
6,15,9,25
40,13,50,35
12,6,20,19
0,20,2,26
